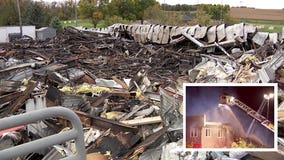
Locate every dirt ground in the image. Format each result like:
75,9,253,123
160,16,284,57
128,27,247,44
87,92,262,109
230,7,284,21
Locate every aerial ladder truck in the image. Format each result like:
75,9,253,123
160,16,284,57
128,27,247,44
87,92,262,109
220,95,274,133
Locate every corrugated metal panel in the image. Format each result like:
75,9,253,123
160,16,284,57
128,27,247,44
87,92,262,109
188,25,200,36
207,26,217,43
252,32,269,46
194,26,208,39
233,23,244,38
225,25,235,40
217,24,226,42
269,33,278,43
244,24,256,40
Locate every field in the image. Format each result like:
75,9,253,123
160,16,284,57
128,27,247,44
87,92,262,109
230,7,284,33
59,8,284,33
241,19,284,33
230,7,284,21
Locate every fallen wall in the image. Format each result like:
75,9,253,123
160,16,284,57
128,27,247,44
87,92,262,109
91,23,283,46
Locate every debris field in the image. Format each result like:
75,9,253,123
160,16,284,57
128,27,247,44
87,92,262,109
0,23,284,159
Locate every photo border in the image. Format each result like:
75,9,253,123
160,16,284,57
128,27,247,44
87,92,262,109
182,83,278,152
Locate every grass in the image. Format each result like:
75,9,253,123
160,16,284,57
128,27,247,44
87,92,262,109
241,19,284,33
61,19,94,28
60,18,284,33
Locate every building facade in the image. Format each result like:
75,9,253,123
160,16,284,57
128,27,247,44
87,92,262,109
186,114,235,148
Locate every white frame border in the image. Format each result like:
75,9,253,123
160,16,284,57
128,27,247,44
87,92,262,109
182,83,278,152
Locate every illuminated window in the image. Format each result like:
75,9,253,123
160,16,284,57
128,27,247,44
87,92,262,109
205,128,211,137
218,129,222,138
190,128,198,137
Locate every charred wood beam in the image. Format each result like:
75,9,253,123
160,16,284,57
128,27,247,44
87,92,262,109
124,125,170,159
91,92,111,107
0,91,22,105
74,110,139,133
4,81,38,117
0,61,49,74
119,104,148,121
26,50,49,60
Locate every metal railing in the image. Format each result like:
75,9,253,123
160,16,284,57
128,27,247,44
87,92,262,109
0,106,86,160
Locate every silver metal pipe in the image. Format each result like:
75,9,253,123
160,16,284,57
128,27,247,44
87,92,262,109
0,106,86,160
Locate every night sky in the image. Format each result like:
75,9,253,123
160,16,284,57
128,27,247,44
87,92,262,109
185,85,275,147
186,86,275,122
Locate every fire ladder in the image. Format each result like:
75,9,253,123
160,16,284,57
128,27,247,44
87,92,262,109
220,95,274,133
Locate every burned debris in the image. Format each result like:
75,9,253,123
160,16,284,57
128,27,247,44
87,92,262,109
0,22,283,159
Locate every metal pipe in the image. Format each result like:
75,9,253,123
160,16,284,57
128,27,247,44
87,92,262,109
75,0,78,27
182,32,204,48
0,106,86,160
16,0,23,37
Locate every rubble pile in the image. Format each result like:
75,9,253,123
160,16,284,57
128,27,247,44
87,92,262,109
0,22,283,160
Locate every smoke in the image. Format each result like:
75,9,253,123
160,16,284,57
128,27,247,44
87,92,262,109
186,86,237,116
206,104,246,137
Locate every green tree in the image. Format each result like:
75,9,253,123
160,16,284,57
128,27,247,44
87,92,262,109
102,15,132,27
50,16,63,34
144,4,163,24
92,11,104,27
197,4,231,22
118,0,137,20
78,0,97,19
224,13,238,25
23,2,50,28
0,0,18,25
196,6,211,25
144,4,183,26
134,0,157,23
101,0,156,24
0,0,32,26
48,1,75,21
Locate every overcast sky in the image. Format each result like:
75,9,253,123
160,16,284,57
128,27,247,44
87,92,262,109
38,0,284,9
157,0,284,9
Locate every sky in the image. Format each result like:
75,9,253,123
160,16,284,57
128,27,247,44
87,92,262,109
38,0,284,9
185,86,274,122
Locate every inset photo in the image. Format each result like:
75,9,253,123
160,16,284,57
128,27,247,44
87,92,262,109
184,83,277,151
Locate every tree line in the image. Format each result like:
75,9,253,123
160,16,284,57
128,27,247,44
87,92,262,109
0,0,235,30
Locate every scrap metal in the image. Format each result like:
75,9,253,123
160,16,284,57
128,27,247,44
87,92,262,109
0,22,283,160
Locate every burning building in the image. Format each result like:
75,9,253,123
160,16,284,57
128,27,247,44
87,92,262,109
186,114,235,148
